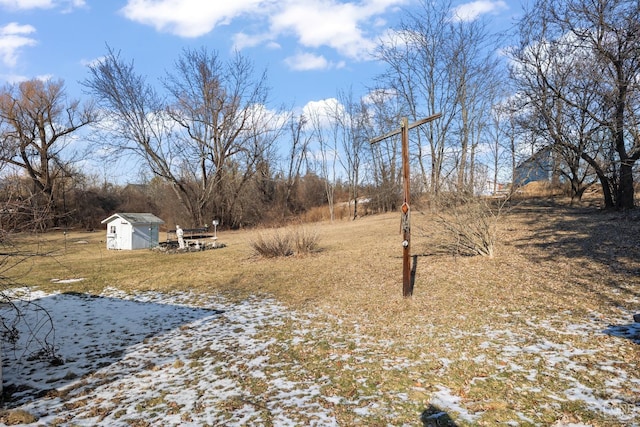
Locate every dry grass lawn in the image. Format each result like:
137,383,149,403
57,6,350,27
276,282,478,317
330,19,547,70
3,196,640,426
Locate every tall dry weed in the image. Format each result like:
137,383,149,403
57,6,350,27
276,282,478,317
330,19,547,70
424,195,508,257
250,226,320,258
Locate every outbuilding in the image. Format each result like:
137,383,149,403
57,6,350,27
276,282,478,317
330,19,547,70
101,213,165,250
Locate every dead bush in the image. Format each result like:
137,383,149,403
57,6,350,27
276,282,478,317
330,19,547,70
250,227,320,258
294,227,321,254
0,409,38,425
250,230,294,258
424,195,508,257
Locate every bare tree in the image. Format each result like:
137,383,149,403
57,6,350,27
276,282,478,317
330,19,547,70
332,89,367,219
373,0,455,197
164,48,282,226
0,205,62,392
84,47,281,227
511,0,640,209
488,101,519,195
309,103,338,222
281,113,312,217
448,16,502,195
83,47,180,205
361,88,403,212
0,79,96,227
374,0,504,200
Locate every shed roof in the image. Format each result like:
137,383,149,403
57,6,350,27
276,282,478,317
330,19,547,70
101,213,165,225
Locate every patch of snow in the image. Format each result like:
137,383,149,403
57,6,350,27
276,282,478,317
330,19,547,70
50,278,85,283
1,289,339,426
1,288,638,426
430,385,482,423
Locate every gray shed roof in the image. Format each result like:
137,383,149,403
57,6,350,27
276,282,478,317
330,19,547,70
101,213,165,225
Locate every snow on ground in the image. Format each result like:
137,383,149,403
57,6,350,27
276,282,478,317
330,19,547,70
1,288,639,426
2,288,337,426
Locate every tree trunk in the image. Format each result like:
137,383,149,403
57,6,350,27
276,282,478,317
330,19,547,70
616,162,635,209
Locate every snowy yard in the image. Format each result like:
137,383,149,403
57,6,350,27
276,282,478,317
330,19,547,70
1,287,639,426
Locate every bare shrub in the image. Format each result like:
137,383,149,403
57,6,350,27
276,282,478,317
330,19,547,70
250,227,321,258
250,230,294,258
0,247,61,400
0,198,64,376
0,409,39,425
425,195,508,257
294,227,321,254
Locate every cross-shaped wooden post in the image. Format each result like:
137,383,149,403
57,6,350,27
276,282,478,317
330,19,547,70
370,113,442,297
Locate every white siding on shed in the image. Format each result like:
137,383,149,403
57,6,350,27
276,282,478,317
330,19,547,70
101,213,164,250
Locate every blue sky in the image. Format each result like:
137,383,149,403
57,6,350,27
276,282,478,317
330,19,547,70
0,0,521,112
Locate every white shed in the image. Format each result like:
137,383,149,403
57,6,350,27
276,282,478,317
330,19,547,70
101,213,165,250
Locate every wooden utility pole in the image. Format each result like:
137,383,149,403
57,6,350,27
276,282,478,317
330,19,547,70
370,113,442,297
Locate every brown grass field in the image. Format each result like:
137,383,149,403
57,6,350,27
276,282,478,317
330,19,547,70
2,196,640,426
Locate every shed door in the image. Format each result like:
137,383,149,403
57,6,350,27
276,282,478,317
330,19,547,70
107,225,118,249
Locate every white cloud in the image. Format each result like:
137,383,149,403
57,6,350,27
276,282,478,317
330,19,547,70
303,98,337,116
120,0,406,60
270,0,404,60
0,73,28,83
120,0,270,38
232,32,283,51
284,52,345,71
35,73,52,81
232,32,271,51
362,87,398,105
0,72,51,85
80,56,105,68
302,97,345,130
0,21,35,36
0,22,37,67
285,52,328,71
265,41,281,50
0,0,53,8
0,0,85,10
60,0,86,13
451,0,508,23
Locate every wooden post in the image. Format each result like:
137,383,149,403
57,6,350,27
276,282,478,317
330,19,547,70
400,117,411,297
370,113,441,297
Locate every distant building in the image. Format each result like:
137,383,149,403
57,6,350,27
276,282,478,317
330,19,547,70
101,213,164,250
514,146,556,186
478,180,508,196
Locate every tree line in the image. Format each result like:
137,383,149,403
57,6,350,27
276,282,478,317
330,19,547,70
0,0,638,232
